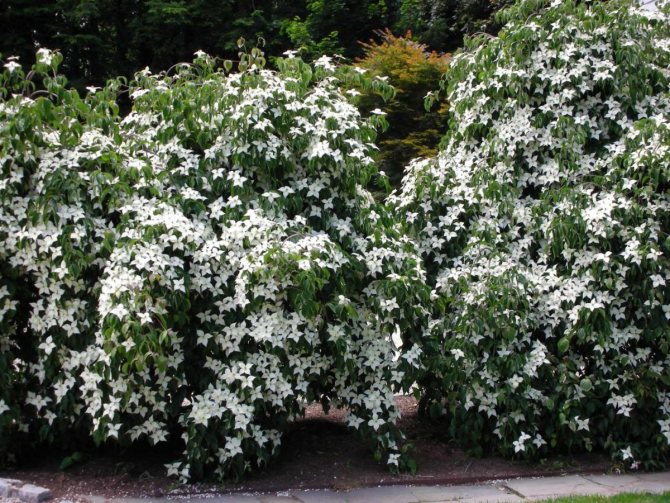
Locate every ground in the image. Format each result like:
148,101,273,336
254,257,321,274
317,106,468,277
1,397,615,501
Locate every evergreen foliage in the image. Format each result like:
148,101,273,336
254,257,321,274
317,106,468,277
395,0,514,53
0,1,510,84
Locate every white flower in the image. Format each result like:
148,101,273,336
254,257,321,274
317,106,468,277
138,311,152,325
607,393,637,417
39,336,56,355
26,392,51,411
0,400,9,415
346,414,364,429
4,61,21,73
165,462,181,478
650,274,665,288
391,326,404,349
107,423,121,439
151,428,168,444
314,55,335,71
225,436,243,457
368,415,385,430
36,48,54,65
507,375,524,390
513,432,531,453
380,297,399,312
450,349,465,361
575,416,590,432
196,330,211,347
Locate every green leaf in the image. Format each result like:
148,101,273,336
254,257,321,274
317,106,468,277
60,451,85,471
579,378,593,393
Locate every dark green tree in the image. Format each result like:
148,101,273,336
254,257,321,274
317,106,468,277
1,0,514,84
282,0,400,60
395,0,515,53
0,0,308,85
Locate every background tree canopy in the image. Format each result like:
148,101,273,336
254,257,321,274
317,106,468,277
0,0,308,86
0,0,512,190
0,0,512,86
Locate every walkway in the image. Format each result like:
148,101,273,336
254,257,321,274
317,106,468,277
82,471,670,502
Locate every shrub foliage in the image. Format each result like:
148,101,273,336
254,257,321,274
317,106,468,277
390,0,670,468
0,49,428,478
3,0,670,480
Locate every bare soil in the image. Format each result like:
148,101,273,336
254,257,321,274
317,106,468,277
1,397,613,501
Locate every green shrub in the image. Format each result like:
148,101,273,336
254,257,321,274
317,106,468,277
391,0,670,468
0,49,428,479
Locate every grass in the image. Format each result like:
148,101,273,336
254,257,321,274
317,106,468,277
547,492,670,502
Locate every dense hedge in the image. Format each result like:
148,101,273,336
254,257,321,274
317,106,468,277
0,49,429,478
3,0,670,482
391,0,670,469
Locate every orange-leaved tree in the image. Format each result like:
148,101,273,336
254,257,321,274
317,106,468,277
355,29,450,188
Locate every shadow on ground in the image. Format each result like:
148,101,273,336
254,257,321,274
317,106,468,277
1,397,612,500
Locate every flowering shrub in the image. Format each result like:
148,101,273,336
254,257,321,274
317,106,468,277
0,49,429,478
390,0,670,468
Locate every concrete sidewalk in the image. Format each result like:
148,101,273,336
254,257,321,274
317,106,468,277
82,471,670,503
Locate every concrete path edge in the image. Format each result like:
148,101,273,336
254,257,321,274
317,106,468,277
4,471,670,502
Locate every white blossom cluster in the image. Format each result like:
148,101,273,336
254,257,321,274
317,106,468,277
0,51,427,477
390,0,670,467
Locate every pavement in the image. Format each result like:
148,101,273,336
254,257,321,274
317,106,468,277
3,471,670,503
75,471,670,502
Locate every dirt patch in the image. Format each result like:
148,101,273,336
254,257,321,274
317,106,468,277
1,397,614,501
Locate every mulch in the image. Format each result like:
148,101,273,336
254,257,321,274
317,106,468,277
1,397,613,501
